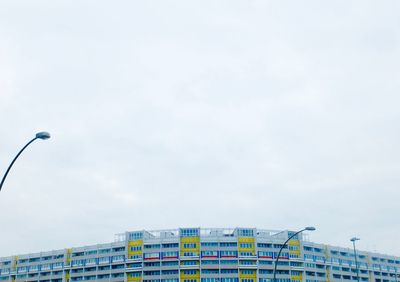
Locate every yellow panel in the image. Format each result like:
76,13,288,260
238,237,255,255
288,239,301,256
127,272,142,282
66,248,72,265
238,237,255,243
65,272,70,282
239,269,257,280
127,278,142,282
180,236,200,256
326,267,331,282
291,273,302,281
180,269,200,280
128,239,143,259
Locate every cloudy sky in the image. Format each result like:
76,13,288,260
0,0,399,257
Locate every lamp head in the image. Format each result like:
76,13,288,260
305,226,316,231
36,132,51,140
350,237,360,242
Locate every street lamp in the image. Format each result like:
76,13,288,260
0,132,51,192
272,226,316,282
350,237,361,282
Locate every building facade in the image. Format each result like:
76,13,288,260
0,227,399,282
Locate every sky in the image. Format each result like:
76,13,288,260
0,0,399,257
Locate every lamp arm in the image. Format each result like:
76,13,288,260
0,137,38,192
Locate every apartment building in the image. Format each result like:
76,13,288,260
1,227,399,282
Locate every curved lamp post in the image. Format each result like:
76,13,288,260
350,237,360,282
273,226,316,282
0,132,50,192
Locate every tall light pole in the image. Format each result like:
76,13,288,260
0,132,51,192
350,237,360,282
272,226,316,282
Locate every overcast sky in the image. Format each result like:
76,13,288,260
0,0,399,257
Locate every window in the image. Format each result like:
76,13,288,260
162,261,179,266
98,265,110,271
17,266,27,273
29,265,39,271
239,260,256,265
85,258,96,265
111,273,124,278
85,250,97,255
128,262,143,268
201,279,217,282
145,244,161,249
42,256,52,261
259,269,272,274
0,268,11,275
112,255,125,262
161,270,178,275
180,229,199,237
220,260,237,264
239,252,255,257
98,257,110,264
220,242,237,247
257,243,272,248
144,253,160,260
241,270,255,275
162,243,179,248
237,229,254,237
52,262,64,269
220,251,237,257
18,259,28,264
129,232,143,240
201,260,219,265
239,243,253,249
129,272,142,277
273,244,287,249
259,260,272,265
131,246,142,251
201,269,219,274
181,261,198,266
183,243,197,249
220,278,239,282
182,252,198,257
201,242,218,247
162,251,178,258
144,271,160,276
71,260,85,267
258,251,273,258
201,251,218,257
221,269,238,274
